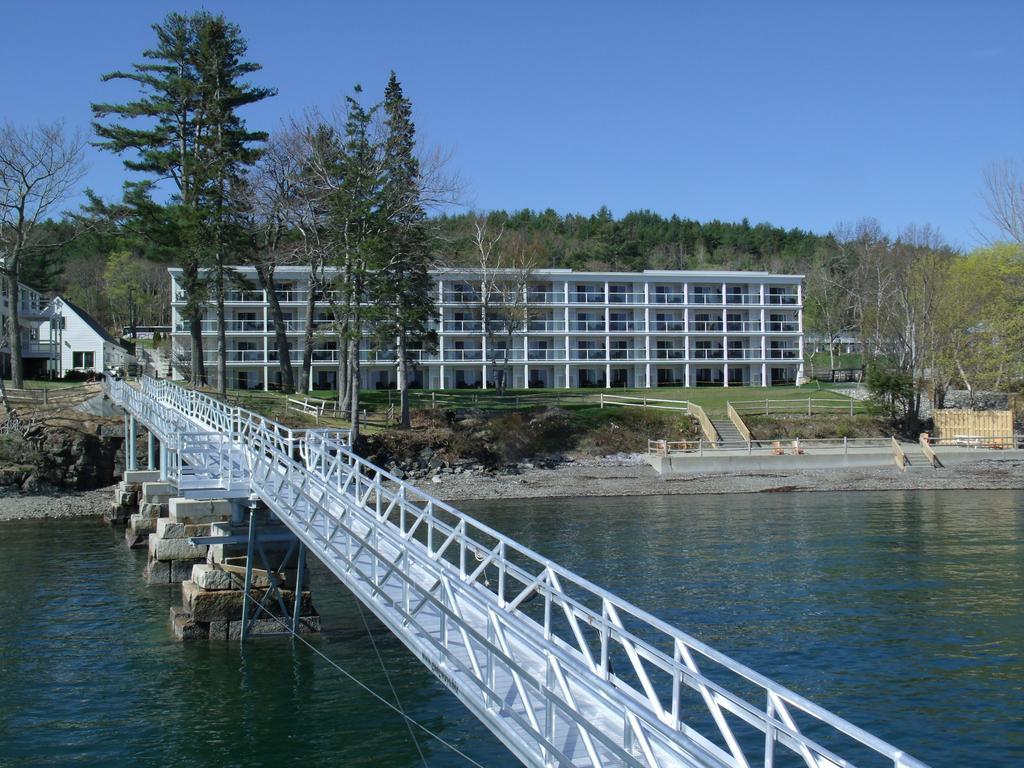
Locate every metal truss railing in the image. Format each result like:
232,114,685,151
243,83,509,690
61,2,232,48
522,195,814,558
106,376,929,768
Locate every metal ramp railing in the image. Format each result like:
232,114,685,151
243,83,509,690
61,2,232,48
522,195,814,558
106,376,929,768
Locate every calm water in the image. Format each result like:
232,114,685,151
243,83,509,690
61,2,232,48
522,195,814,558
0,490,1021,767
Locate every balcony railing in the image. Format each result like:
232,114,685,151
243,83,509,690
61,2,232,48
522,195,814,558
443,349,484,361
225,290,265,303
526,320,566,332
766,321,799,332
650,292,685,304
526,291,562,304
608,320,646,332
527,348,567,361
727,348,762,360
22,340,54,355
650,320,685,332
571,292,606,304
767,294,799,305
653,348,686,360
443,320,484,333
568,320,606,332
607,292,645,303
768,348,800,359
360,349,436,363
727,321,763,333
442,290,480,303
690,321,724,333
570,348,607,360
608,348,645,360
689,292,723,304
725,292,760,305
691,349,724,360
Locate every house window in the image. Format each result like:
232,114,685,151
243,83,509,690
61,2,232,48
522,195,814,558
72,351,95,369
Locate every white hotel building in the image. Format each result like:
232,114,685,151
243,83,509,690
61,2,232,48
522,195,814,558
169,267,804,390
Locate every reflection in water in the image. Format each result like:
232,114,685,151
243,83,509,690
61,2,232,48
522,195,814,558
0,489,1020,767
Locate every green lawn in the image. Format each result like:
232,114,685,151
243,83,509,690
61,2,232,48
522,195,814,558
219,381,851,421
2,379,91,390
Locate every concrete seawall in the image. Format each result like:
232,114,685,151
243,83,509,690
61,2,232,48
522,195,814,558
648,445,1024,475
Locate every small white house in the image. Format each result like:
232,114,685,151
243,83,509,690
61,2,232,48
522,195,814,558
40,297,133,376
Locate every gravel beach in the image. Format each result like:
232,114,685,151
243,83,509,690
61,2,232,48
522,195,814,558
1,457,1021,522
0,486,113,522
430,455,1024,502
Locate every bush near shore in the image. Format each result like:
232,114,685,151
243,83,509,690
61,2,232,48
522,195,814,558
359,406,700,474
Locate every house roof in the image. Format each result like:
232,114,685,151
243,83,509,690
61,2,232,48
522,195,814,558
55,296,119,345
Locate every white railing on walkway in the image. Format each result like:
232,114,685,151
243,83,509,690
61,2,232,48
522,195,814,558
106,375,929,768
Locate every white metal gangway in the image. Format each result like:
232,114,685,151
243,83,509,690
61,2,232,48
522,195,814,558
107,376,929,768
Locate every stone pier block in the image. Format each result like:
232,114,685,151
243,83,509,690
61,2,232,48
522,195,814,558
169,498,231,525
148,533,208,562
125,470,161,485
141,481,175,505
144,559,171,583
125,512,159,548
221,615,321,639
170,607,209,640
192,563,235,591
139,501,169,519
171,559,200,582
155,519,210,540
181,579,313,622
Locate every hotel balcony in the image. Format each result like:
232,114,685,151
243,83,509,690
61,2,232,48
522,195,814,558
652,348,686,360
726,348,763,360
691,348,725,360
650,290,685,304
724,291,761,305
608,319,646,332
650,319,685,332
526,319,566,332
726,320,763,333
568,319,607,332
690,320,724,333
527,348,567,361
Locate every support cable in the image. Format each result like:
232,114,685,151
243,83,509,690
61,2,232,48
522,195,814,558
355,597,428,768
245,599,488,768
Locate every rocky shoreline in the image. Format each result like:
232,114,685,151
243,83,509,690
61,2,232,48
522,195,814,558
1,456,1022,523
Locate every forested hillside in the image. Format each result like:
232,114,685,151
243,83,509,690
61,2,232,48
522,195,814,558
434,208,827,273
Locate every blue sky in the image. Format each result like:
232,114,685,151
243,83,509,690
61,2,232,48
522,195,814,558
7,1,1022,248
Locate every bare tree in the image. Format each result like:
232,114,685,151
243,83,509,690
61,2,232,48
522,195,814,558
0,122,86,387
981,160,1024,245
458,215,538,394
234,131,309,393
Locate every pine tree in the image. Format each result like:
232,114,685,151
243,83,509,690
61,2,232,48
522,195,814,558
92,11,274,389
368,73,436,428
193,15,275,394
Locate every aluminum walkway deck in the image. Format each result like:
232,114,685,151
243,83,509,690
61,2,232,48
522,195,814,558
107,376,929,768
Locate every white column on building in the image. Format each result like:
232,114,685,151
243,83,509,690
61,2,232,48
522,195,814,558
437,279,445,390
685,363,691,388
797,281,805,381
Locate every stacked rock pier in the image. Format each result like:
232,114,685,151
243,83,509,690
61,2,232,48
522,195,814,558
107,462,319,642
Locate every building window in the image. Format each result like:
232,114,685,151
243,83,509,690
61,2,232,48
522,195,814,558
72,351,95,369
